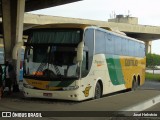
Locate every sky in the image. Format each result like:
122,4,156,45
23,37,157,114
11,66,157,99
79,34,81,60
31,0,160,54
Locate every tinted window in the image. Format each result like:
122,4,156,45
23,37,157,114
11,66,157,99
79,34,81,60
84,28,94,71
115,36,122,55
95,30,106,54
89,28,145,58
30,29,82,44
106,33,114,54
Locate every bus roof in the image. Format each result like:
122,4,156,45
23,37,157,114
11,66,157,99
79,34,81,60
92,26,145,44
32,23,92,29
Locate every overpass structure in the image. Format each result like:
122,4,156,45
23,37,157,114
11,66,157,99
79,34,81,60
0,13,159,54
23,13,160,53
1,0,160,60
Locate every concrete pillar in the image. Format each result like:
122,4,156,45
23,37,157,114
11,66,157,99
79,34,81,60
148,41,152,53
1,0,12,60
2,0,25,84
145,41,152,54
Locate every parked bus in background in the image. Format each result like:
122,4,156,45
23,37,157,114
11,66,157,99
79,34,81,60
23,24,146,101
19,47,25,81
0,44,4,65
0,44,24,81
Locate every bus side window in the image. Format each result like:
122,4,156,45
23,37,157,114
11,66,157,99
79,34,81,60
81,50,88,77
106,33,114,54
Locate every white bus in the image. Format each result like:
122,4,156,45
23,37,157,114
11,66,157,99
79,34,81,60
23,24,146,101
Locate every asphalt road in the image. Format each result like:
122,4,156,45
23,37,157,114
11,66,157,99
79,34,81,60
143,80,160,112
145,103,160,111
140,80,160,90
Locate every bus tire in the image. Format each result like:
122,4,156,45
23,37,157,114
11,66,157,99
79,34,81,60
132,79,137,91
94,82,102,99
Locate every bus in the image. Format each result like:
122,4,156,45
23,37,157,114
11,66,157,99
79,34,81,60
23,24,146,101
0,44,24,81
0,44,5,65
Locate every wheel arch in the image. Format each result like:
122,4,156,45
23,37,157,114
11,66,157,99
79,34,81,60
93,79,103,98
131,74,138,91
137,75,141,86
133,75,136,81
97,79,103,95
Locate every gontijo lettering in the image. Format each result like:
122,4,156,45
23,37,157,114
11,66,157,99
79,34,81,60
125,59,138,66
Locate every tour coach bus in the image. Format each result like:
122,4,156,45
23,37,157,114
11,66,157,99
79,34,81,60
23,23,146,101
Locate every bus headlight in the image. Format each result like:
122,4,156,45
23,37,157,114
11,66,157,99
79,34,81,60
23,83,34,89
63,86,79,91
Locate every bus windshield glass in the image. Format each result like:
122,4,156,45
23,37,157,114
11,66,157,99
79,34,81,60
29,29,82,44
24,29,82,80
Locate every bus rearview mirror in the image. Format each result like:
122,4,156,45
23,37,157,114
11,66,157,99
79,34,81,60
77,41,84,62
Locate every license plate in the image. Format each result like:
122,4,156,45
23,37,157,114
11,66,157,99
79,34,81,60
43,93,52,97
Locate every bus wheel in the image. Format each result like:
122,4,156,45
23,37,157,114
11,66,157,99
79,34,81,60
132,79,137,91
94,82,102,99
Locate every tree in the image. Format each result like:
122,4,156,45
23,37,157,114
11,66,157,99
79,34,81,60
146,53,160,67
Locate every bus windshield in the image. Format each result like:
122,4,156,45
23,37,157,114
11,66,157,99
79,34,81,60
24,29,82,80
29,29,82,44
